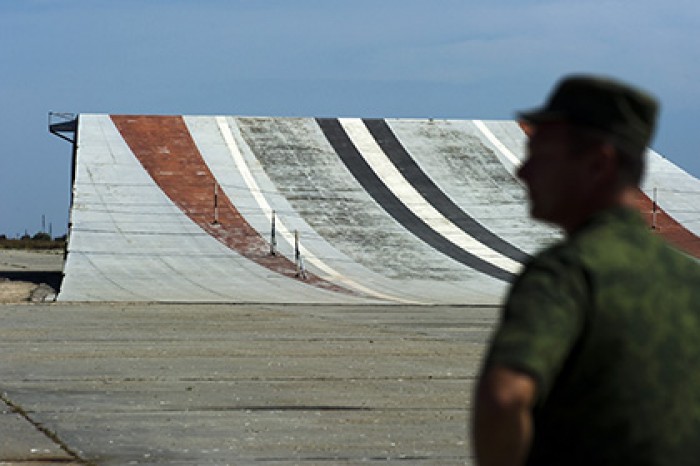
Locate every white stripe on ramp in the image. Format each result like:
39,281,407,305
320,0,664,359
474,120,522,167
340,118,521,274
215,116,422,304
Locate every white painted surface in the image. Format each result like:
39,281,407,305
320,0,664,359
60,115,698,303
60,115,370,303
643,149,700,236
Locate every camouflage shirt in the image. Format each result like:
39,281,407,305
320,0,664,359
484,207,700,466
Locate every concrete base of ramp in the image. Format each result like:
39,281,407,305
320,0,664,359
0,302,497,465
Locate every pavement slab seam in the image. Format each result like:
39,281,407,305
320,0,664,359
0,393,90,465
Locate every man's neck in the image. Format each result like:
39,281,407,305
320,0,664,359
562,186,636,235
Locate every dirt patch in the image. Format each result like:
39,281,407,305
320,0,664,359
0,279,56,303
0,279,37,303
0,250,62,302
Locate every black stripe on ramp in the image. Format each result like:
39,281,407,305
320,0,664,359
316,118,514,283
363,118,530,264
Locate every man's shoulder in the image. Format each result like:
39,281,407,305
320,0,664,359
525,208,642,261
510,240,590,309
519,206,695,291
521,238,584,277
571,207,698,272
564,207,661,266
572,207,649,244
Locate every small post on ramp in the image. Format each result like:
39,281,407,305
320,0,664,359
270,210,277,256
652,187,658,230
212,183,220,225
294,230,307,279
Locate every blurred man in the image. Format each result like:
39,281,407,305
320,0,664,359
473,75,700,466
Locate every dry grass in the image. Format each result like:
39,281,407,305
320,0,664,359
0,279,36,303
0,238,66,251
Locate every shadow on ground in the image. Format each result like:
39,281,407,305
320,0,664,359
0,271,63,291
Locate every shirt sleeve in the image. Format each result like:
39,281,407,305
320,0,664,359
485,247,589,404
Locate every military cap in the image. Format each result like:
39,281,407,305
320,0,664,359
518,74,659,150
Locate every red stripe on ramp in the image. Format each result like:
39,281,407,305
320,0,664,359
631,189,700,258
111,115,357,296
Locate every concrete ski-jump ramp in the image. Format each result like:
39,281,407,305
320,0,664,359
58,115,700,304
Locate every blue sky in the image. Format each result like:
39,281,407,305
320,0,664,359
2,0,699,237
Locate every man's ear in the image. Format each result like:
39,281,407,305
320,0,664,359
589,142,619,185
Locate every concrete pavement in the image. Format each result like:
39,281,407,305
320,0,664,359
0,302,498,465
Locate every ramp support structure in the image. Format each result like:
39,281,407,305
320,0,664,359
49,112,77,144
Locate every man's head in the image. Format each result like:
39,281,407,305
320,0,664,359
516,75,659,233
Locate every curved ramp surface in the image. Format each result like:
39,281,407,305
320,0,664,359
59,115,700,303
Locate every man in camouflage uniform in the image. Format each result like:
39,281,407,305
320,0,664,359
472,75,700,466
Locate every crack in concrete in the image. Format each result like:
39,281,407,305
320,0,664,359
0,392,92,465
